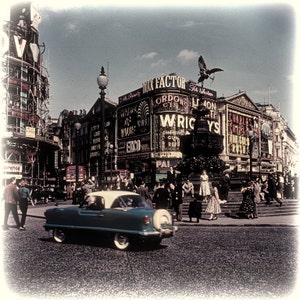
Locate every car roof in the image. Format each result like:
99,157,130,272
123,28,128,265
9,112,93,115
87,191,140,209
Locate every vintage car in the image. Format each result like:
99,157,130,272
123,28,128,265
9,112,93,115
44,191,177,250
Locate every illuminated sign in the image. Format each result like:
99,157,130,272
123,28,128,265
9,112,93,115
25,126,35,138
228,111,252,155
89,124,108,158
118,136,150,156
142,75,186,93
153,93,190,114
118,99,150,139
3,162,22,173
13,35,27,58
186,81,217,99
119,88,143,104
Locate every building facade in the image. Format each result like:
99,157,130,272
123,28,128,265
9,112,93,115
115,75,297,185
1,2,58,184
54,99,117,190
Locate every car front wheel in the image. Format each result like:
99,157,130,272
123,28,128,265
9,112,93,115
53,228,66,243
113,233,130,250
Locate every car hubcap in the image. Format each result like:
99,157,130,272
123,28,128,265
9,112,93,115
114,233,130,250
53,229,66,243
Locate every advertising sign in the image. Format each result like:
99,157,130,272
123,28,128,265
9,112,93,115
117,99,150,139
118,88,143,104
118,136,151,156
228,111,253,155
153,93,190,114
186,81,217,99
142,75,186,93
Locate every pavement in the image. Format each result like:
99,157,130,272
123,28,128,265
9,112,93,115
25,200,299,227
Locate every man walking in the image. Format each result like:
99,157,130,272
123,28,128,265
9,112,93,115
18,179,32,229
3,177,23,230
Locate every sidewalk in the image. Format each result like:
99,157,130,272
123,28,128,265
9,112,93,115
25,201,299,227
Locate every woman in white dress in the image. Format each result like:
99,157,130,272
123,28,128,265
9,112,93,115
205,181,222,220
199,170,210,202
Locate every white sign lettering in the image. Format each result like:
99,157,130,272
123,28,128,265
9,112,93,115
13,35,26,58
126,140,141,153
143,75,186,93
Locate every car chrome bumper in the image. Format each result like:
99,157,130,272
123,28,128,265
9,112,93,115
141,226,178,238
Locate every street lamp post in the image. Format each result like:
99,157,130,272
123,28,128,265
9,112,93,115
74,122,82,189
248,129,253,180
109,143,114,180
97,66,108,189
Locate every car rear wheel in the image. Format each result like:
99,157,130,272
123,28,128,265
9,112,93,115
113,233,130,250
53,228,66,243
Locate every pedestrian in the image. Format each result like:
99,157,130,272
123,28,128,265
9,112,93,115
277,172,284,200
137,181,152,207
188,195,202,223
172,181,183,221
253,177,261,218
18,179,33,229
219,172,231,202
182,179,194,198
167,166,176,188
72,182,84,205
113,180,122,190
2,177,23,230
137,181,148,197
240,180,256,219
253,177,262,203
205,181,222,220
294,173,298,199
261,179,268,203
121,177,134,191
199,169,210,202
82,178,95,195
267,173,283,206
152,181,169,209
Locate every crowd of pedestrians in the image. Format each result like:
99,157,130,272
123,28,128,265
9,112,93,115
3,170,298,230
83,167,298,222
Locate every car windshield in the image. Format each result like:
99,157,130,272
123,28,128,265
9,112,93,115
112,195,150,209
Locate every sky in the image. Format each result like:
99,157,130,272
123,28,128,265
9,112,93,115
2,0,299,132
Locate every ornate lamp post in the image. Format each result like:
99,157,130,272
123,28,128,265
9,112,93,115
109,143,114,181
74,121,82,188
97,66,108,189
248,129,254,180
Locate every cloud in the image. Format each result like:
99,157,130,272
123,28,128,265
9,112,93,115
150,59,167,68
65,21,80,34
137,52,158,60
177,49,199,64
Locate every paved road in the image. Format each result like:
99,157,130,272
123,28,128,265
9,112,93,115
1,216,299,300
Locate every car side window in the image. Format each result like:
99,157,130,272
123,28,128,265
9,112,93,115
86,196,104,210
111,197,125,209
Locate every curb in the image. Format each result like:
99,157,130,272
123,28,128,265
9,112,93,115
176,222,298,227
24,212,298,227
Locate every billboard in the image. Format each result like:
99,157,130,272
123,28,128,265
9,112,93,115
117,98,150,139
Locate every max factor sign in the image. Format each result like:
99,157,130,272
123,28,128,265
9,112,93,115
142,75,186,93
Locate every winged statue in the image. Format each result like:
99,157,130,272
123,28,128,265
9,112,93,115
198,55,223,84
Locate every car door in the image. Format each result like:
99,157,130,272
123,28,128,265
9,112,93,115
77,195,107,229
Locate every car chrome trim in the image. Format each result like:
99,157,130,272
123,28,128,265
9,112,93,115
43,223,177,237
